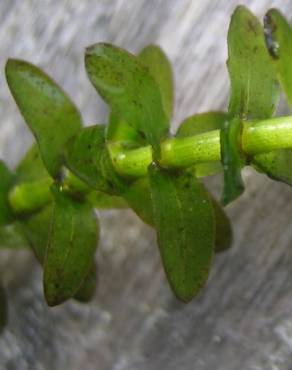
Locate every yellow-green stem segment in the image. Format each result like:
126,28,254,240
8,116,292,214
111,116,292,177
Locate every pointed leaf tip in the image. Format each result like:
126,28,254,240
138,44,174,121
228,5,279,119
44,185,99,306
148,165,215,302
6,58,82,178
85,43,168,152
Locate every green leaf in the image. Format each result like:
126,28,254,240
44,185,99,306
138,45,174,121
20,205,53,263
5,59,82,178
250,10,292,186
0,285,7,333
176,111,226,177
85,43,168,153
177,111,227,136
15,144,50,183
0,148,51,248
10,144,53,215
227,5,279,119
264,9,292,107
64,125,127,195
220,117,245,205
21,203,96,303
148,164,215,302
123,177,153,226
222,6,280,204
87,191,128,209
123,175,232,253
74,262,97,303
252,149,292,186
0,161,14,226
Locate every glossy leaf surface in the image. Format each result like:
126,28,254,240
264,9,292,107
176,111,226,177
124,175,232,253
15,144,50,183
21,203,97,303
64,125,127,195
227,5,279,119
85,43,168,152
0,161,14,226
44,186,98,306
148,165,214,302
123,177,153,226
223,6,280,204
138,45,174,121
220,117,245,205
251,9,292,185
87,191,127,209
20,205,53,263
74,263,98,303
253,149,292,186
6,60,82,177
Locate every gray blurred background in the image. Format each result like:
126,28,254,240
1,1,292,369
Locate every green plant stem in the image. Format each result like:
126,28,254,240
8,171,127,214
9,178,53,215
8,115,292,215
111,116,292,177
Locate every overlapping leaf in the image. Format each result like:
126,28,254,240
64,125,127,195
1,145,51,252
124,174,232,252
264,9,292,106
250,9,292,186
148,164,215,302
16,147,99,304
0,146,51,249
123,177,153,226
228,6,279,119
138,45,174,121
12,144,53,214
253,150,292,186
20,202,97,303
15,144,50,183
44,185,99,306
85,43,168,153
20,205,53,263
74,263,98,303
220,117,245,205
6,60,82,178
0,161,14,226
87,191,127,209
222,6,280,204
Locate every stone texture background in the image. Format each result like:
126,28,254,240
1,1,292,369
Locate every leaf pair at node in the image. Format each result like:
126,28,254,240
3,60,100,306
83,42,232,301
222,6,292,205
4,4,292,309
